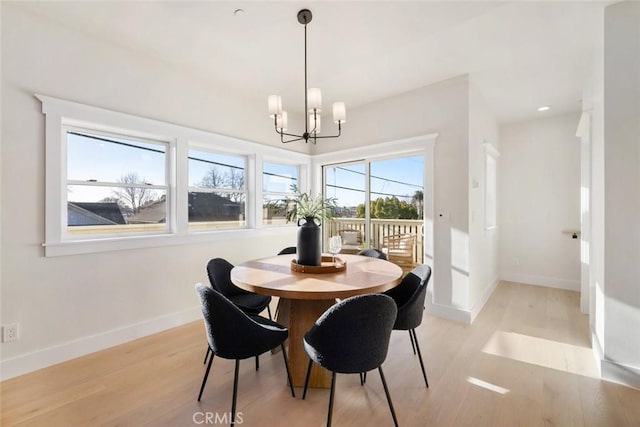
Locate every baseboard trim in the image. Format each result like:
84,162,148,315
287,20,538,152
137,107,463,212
0,307,201,381
601,359,640,390
591,328,604,377
591,328,640,390
470,276,500,323
425,276,499,325
500,272,580,291
426,299,472,324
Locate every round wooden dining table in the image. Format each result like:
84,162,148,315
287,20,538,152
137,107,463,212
230,253,403,388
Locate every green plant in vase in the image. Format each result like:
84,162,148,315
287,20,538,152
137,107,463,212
284,185,337,266
284,185,337,224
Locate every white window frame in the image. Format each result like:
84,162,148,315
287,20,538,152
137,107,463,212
312,134,437,265
261,160,301,227
38,94,311,256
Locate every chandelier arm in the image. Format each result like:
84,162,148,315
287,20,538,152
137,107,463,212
310,134,341,140
276,129,306,139
309,123,342,139
280,132,305,139
281,135,305,144
309,111,318,134
273,121,305,139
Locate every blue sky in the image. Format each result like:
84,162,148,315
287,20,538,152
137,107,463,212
325,155,424,207
67,131,422,208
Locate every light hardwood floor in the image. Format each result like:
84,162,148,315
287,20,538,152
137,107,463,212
2,281,639,426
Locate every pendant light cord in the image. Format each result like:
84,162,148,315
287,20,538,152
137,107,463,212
304,22,308,135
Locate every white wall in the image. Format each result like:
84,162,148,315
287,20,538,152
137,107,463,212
601,0,640,387
468,79,500,320
0,5,300,379
499,113,581,290
313,75,482,322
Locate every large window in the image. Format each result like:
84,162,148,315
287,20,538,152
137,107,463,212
40,94,310,256
66,129,169,236
262,161,299,225
188,149,247,229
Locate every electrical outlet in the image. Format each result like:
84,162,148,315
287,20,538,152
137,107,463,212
3,323,19,342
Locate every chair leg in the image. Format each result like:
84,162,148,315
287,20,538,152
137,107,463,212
280,343,295,397
204,346,211,364
267,305,273,320
255,355,259,371
197,352,214,401
378,366,399,427
326,371,337,427
411,329,429,388
409,330,417,355
360,371,367,385
231,360,240,427
274,299,281,319
302,358,313,400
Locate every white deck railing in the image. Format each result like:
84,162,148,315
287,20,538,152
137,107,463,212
326,218,424,263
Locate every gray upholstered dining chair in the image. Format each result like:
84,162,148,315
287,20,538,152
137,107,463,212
302,294,399,427
195,283,295,426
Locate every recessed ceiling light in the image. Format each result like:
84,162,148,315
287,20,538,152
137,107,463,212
537,106,551,112
234,9,245,16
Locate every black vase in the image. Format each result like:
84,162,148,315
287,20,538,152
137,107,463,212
296,216,322,266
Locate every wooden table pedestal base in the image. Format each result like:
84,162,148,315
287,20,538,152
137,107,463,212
276,297,335,388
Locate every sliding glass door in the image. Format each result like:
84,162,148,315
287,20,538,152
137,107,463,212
323,154,424,266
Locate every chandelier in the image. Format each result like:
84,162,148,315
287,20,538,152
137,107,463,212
268,9,346,144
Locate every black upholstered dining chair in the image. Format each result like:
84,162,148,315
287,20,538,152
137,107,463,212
384,264,432,388
195,283,295,426
204,258,273,367
302,294,399,427
278,246,297,255
207,258,273,318
356,248,388,260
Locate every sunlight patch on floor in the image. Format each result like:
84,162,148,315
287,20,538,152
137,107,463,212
482,331,599,378
467,376,510,394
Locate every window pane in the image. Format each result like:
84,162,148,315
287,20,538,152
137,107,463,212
369,156,424,267
263,194,290,225
370,155,424,220
67,131,166,184
67,185,167,233
324,163,366,250
325,163,366,218
189,149,245,190
263,162,298,193
188,191,246,229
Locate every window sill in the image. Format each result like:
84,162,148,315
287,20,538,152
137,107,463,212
44,227,295,257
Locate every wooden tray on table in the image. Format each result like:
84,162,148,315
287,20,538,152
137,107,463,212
290,256,346,274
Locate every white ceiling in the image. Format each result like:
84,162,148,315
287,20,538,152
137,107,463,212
17,1,605,123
